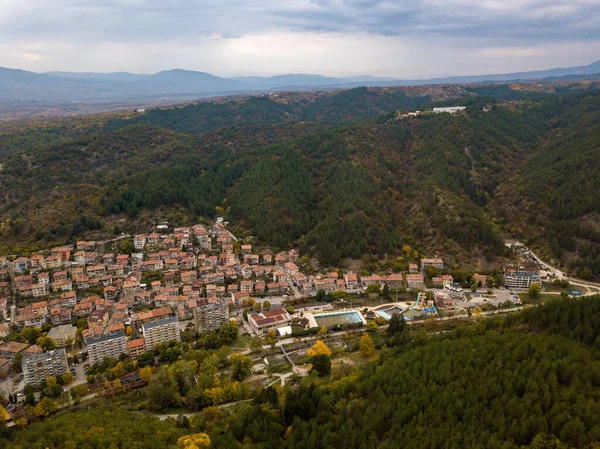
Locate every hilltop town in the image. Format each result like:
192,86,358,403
1,213,583,425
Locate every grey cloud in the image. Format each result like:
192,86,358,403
271,0,600,40
1,0,598,43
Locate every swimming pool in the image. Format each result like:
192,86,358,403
375,305,405,320
314,311,364,327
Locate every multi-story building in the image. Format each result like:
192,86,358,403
142,316,180,351
22,348,68,388
406,274,425,290
421,258,444,271
344,273,359,289
504,272,542,290
248,308,292,335
134,235,147,251
47,324,77,347
193,299,229,334
86,330,127,365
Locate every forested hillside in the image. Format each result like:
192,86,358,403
1,85,600,274
495,90,600,278
2,296,600,449
103,87,434,135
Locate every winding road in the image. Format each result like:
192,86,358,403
524,244,600,295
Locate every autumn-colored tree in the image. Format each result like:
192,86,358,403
263,300,271,310
359,333,375,357
230,353,253,381
177,432,211,449
367,321,378,331
264,329,277,348
16,417,27,427
61,371,74,384
528,282,541,299
36,336,55,351
307,340,332,357
125,326,133,336
139,366,153,383
34,397,58,417
112,361,125,378
0,404,9,422
317,326,328,337
46,376,58,389
69,384,88,400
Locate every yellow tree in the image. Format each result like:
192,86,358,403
317,326,327,337
264,330,277,348
367,321,378,331
307,340,332,357
139,366,153,383
16,417,27,427
0,404,9,422
112,361,125,378
61,371,74,384
177,433,211,449
33,397,58,417
359,334,375,357
46,376,58,389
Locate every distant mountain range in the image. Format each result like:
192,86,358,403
1,60,599,105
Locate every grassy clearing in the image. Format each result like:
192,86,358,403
230,334,253,349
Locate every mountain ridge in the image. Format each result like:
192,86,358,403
1,59,600,105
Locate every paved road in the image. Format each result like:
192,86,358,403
525,244,600,292
155,399,253,420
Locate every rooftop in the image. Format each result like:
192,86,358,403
23,348,66,363
0,341,29,353
85,330,126,345
142,315,178,331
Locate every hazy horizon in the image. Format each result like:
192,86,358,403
2,57,599,80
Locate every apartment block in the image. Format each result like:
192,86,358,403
142,316,180,351
504,272,542,290
22,348,68,388
86,330,127,365
193,299,229,334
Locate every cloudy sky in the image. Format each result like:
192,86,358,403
1,0,599,77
